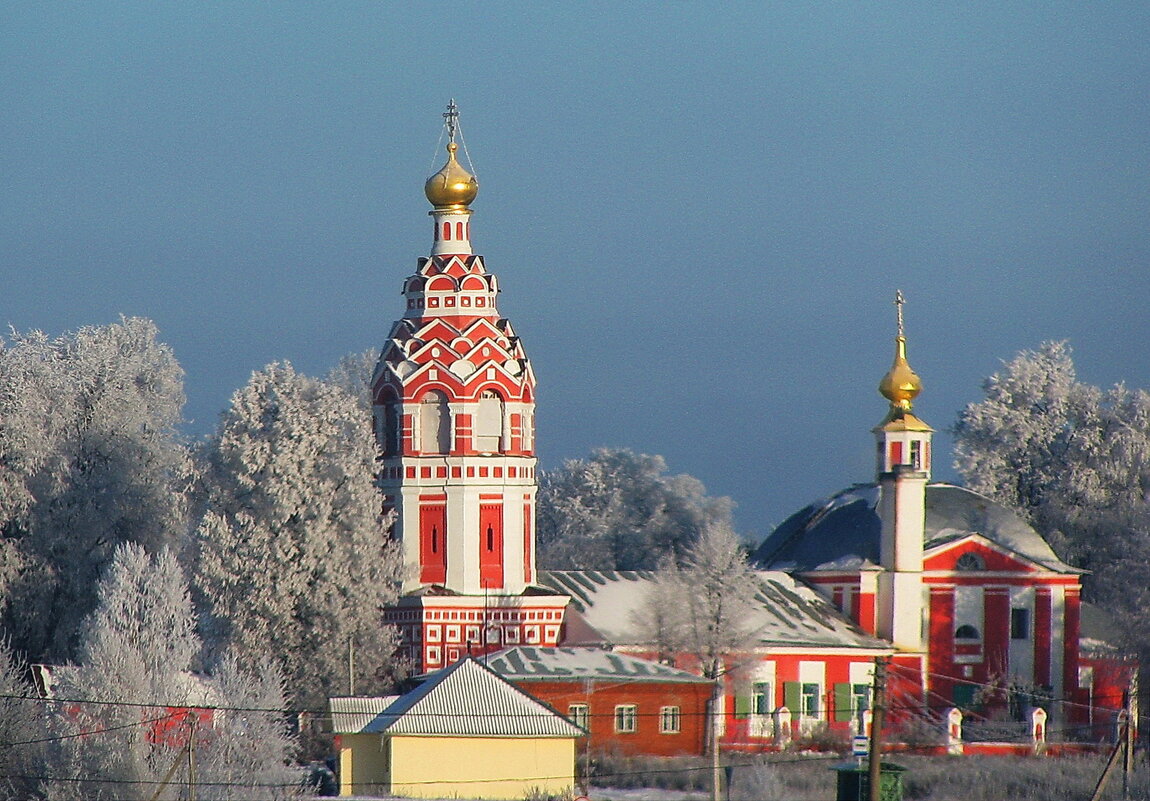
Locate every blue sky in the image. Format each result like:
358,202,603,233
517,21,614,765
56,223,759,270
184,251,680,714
2,4,1148,539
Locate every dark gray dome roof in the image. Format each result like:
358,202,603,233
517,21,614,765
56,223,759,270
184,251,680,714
753,483,1078,574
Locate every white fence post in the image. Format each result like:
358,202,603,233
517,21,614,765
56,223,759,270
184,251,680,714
946,707,963,756
774,706,792,746
1030,707,1047,754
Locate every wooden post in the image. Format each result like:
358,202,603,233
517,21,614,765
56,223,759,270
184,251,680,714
868,657,887,801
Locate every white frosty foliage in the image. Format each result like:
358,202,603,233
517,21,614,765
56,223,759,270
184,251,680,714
0,641,42,801
195,655,301,801
538,448,736,570
43,542,301,801
643,522,760,680
193,362,404,707
0,317,191,662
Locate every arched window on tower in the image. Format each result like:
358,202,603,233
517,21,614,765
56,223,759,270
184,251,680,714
475,390,504,452
381,400,401,456
420,390,451,454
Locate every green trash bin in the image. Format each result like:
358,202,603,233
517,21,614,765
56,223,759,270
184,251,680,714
833,761,906,801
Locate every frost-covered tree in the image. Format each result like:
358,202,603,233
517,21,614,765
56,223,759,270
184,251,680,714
325,348,378,416
953,341,1150,566
192,362,404,709
42,543,300,801
0,640,43,801
0,317,191,663
537,448,736,570
639,522,760,681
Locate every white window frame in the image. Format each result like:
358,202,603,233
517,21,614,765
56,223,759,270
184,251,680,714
614,704,638,733
659,705,681,734
568,703,589,732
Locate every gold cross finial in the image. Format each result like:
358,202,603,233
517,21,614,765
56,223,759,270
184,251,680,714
443,99,459,142
895,290,906,339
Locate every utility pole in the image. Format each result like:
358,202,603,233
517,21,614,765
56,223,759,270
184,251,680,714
348,636,356,695
187,714,198,801
868,656,888,801
1123,686,1135,800
711,678,723,801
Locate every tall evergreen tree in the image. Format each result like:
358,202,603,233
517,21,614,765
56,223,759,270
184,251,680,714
43,543,300,801
192,362,404,708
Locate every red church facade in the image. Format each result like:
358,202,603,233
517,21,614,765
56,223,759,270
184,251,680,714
376,108,1131,753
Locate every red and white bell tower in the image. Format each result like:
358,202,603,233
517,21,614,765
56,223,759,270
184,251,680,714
377,103,568,672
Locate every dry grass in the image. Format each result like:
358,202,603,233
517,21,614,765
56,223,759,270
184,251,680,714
588,751,1150,801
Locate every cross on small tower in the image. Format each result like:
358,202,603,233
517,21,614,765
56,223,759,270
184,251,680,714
443,99,459,141
895,290,906,338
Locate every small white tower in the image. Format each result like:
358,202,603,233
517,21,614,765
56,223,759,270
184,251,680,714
873,291,931,652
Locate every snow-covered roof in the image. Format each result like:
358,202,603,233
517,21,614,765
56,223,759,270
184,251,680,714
753,483,1078,574
364,657,582,738
538,570,886,650
486,646,711,684
34,665,221,707
329,695,400,734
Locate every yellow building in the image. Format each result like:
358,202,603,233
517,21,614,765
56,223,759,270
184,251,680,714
331,658,582,799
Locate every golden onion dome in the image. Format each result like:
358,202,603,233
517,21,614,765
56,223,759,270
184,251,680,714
879,336,922,410
424,142,478,209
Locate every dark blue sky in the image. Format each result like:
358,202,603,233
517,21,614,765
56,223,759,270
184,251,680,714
2,4,1148,539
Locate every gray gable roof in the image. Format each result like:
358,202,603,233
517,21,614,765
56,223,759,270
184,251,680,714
329,695,399,734
364,657,582,738
753,483,1078,574
538,570,887,650
487,646,711,684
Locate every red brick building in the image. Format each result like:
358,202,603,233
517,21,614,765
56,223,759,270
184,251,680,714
486,646,713,756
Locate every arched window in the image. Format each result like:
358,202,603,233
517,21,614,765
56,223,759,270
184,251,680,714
955,553,986,572
382,400,400,456
955,625,981,640
443,222,452,241
456,221,464,240
475,390,504,452
420,390,451,454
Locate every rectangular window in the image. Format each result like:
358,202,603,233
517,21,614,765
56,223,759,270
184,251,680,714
568,703,589,732
614,704,638,733
752,682,772,716
910,439,922,469
1011,608,1031,640
801,683,820,718
659,706,681,734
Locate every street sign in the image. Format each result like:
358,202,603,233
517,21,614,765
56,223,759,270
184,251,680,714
852,734,868,757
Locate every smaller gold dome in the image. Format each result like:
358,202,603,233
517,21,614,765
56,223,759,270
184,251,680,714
424,142,478,209
879,336,922,411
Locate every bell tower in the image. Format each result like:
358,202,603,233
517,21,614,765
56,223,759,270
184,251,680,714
378,104,567,672
873,291,931,652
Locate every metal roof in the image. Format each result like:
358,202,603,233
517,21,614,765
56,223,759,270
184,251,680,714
753,483,1079,574
364,657,583,738
329,695,399,734
486,646,711,684
538,570,886,650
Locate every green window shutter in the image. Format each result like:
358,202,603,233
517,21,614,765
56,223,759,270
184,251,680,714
783,681,801,713
834,683,853,722
734,693,751,719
